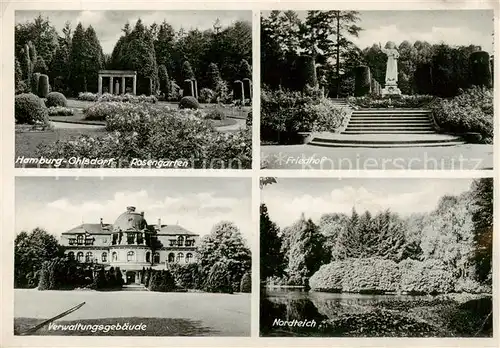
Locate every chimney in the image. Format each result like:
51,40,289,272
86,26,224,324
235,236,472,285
126,206,136,212
140,211,144,217
158,218,161,227
100,218,103,226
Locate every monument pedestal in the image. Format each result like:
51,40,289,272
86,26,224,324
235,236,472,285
382,84,401,96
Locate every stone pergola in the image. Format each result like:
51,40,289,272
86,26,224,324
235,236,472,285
98,70,137,95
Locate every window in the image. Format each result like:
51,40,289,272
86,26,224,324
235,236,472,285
85,252,93,263
77,234,84,244
177,236,184,246
169,240,176,247
127,251,135,262
112,252,118,261
186,253,193,263
153,252,160,263
101,252,107,263
68,251,75,260
168,253,175,263
127,233,135,245
146,251,151,263
176,252,184,263
77,252,84,262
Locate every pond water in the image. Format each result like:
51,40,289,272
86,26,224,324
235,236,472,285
260,287,432,337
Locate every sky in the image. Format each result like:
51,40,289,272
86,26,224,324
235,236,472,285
262,10,494,54
261,178,476,229
15,177,252,243
15,10,252,54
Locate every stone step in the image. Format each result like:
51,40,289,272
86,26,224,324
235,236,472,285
343,130,436,134
348,121,433,126
309,140,465,148
354,109,431,113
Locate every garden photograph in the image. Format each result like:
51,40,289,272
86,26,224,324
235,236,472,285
14,10,252,169
260,177,493,337
260,10,494,170
14,177,252,336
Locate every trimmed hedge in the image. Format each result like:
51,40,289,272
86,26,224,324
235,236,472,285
354,65,371,97
46,92,68,107
204,261,233,293
399,259,455,294
240,272,251,293
15,93,49,125
148,270,176,292
37,74,49,98
179,96,200,109
348,94,435,108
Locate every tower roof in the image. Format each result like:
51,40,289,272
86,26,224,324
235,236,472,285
112,206,148,232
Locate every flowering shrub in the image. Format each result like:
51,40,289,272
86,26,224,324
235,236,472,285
304,99,351,132
348,94,435,108
78,92,99,101
37,103,252,169
431,86,493,143
204,108,226,120
78,92,158,103
47,106,74,116
399,259,455,294
199,88,216,104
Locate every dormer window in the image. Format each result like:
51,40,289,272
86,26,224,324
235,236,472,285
77,234,84,244
177,236,184,246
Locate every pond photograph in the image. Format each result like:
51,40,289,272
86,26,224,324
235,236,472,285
259,177,493,337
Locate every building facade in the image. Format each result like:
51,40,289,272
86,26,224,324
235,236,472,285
61,206,200,284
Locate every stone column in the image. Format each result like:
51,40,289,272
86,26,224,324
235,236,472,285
98,75,103,94
114,81,120,95
132,76,137,95
109,77,113,95
121,76,126,94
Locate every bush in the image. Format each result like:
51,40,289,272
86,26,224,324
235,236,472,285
354,65,371,97
199,88,216,104
215,79,231,103
240,272,251,293
348,94,435,108
148,270,176,292
31,72,41,94
431,86,493,143
37,261,51,290
399,259,455,294
170,263,202,289
179,96,200,109
204,261,233,293
98,93,157,104
45,92,68,107
15,93,49,125
303,99,351,132
47,106,74,116
204,108,226,120
78,92,99,101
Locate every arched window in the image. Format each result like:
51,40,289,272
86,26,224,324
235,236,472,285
153,252,160,263
177,236,184,246
112,252,118,261
101,252,107,263
146,251,151,263
168,253,175,263
127,251,135,262
186,253,193,264
77,252,84,262
176,252,184,263
77,234,84,244
68,251,75,260
85,252,93,263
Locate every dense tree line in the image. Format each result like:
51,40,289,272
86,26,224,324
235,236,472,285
261,178,493,289
15,14,252,96
262,11,492,97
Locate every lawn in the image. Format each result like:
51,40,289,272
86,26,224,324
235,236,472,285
14,288,250,336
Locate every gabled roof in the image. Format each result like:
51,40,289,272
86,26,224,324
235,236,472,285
155,224,198,236
62,223,112,235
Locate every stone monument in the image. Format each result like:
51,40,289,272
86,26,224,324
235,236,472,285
381,41,401,95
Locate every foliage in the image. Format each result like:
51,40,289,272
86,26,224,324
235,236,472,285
198,221,251,290
148,270,176,292
260,204,285,279
348,94,435,108
179,96,200,109
15,93,50,126
37,74,50,98
78,92,99,101
240,272,251,293
204,108,226,120
15,14,59,64
182,61,195,80
399,259,455,294
303,99,351,132
204,260,233,293
45,91,68,107
169,263,202,290
238,59,252,80
199,88,216,104
158,64,170,97
15,228,64,288
47,106,74,116
431,86,493,143
98,93,158,104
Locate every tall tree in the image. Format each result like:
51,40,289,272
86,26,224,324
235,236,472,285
207,62,222,90
15,14,58,65
238,59,252,80
182,60,195,80
260,204,285,280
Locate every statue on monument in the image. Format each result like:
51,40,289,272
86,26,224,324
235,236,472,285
381,41,402,95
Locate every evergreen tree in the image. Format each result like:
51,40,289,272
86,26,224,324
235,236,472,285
84,25,104,92
69,23,89,92
33,56,48,74
182,60,195,80
15,14,58,65
207,62,222,90
15,58,23,92
238,59,252,80
260,204,285,280
158,64,170,97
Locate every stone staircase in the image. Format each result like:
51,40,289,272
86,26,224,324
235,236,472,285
308,101,466,148
343,109,435,134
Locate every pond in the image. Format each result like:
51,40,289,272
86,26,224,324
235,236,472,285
260,287,493,337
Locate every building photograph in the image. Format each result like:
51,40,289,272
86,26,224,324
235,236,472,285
14,176,252,336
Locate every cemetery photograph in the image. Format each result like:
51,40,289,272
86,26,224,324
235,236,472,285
14,10,253,169
260,177,493,337
260,10,494,170
14,177,252,336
